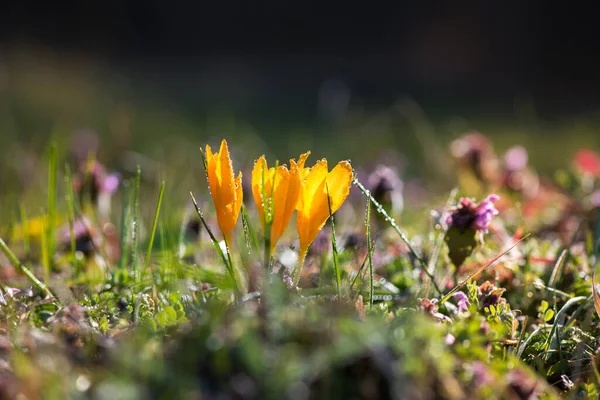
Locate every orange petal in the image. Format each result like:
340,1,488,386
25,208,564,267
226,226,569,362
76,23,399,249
251,156,268,226
204,139,243,244
296,159,328,251
233,171,243,229
297,151,312,180
325,160,353,214
217,139,234,206
297,151,311,169
270,165,291,249
297,159,328,213
206,145,221,224
271,161,302,251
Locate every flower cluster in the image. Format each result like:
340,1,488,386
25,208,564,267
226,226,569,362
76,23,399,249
446,194,500,234
203,139,353,284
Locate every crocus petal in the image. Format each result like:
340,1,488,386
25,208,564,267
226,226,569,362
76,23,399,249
297,160,329,252
297,152,311,169
270,163,302,251
218,139,235,206
296,159,353,255
325,161,353,213
297,159,328,213
297,151,312,180
269,166,291,249
251,156,269,224
251,156,303,253
205,140,242,244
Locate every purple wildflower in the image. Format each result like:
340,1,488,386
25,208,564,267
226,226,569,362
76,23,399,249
60,217,98,257
101,173,120,194
452,291,470,312
61,217,92,244
503,146,528,172
473,194,500,233
73,160,120,203
470,361,493,389
367,165,404,213
446,194,499,234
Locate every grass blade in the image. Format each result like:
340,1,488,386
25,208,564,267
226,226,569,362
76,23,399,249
548,249,567,288
131,166,141,273
0,237,53,297
365,189,374,310
241,204,260,257
144,181,165,272
326,184,342,300
542,295,588,361
516,326,546,359
41,213,50,284
119,181,132,269
64,164,77,271
46,142,57,267
190,192,240,300
353,177,442,295
349,252,369,296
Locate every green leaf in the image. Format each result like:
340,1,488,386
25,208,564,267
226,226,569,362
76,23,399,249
544,309,555,322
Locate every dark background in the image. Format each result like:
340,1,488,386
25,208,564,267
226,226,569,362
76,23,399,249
2,1,600,120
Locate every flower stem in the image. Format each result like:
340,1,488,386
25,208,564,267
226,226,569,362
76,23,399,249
293,246,308,287
263,226,272,271
224,236,241,301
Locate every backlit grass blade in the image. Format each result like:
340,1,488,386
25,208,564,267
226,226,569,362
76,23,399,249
41,213,50,284
119,181,132,269
353,177,442,295
131,166,141,273
64,164,77,270
0,237,53,297
326,184,342,300
46,142,58,267
543,295,588,361
144,181,165,272
241,204,260,257
365,188,374,310
548,249,567,288
350,251,369,297
190,192,240,300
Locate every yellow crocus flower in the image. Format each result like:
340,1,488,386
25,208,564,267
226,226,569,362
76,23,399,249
296,151,312,180
251,154,304,254
294,158,353,283
205,139,243,246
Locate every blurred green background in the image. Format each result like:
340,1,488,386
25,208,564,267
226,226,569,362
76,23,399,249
1,1,600,191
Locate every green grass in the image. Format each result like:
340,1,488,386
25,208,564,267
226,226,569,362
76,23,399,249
1,56,600,399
